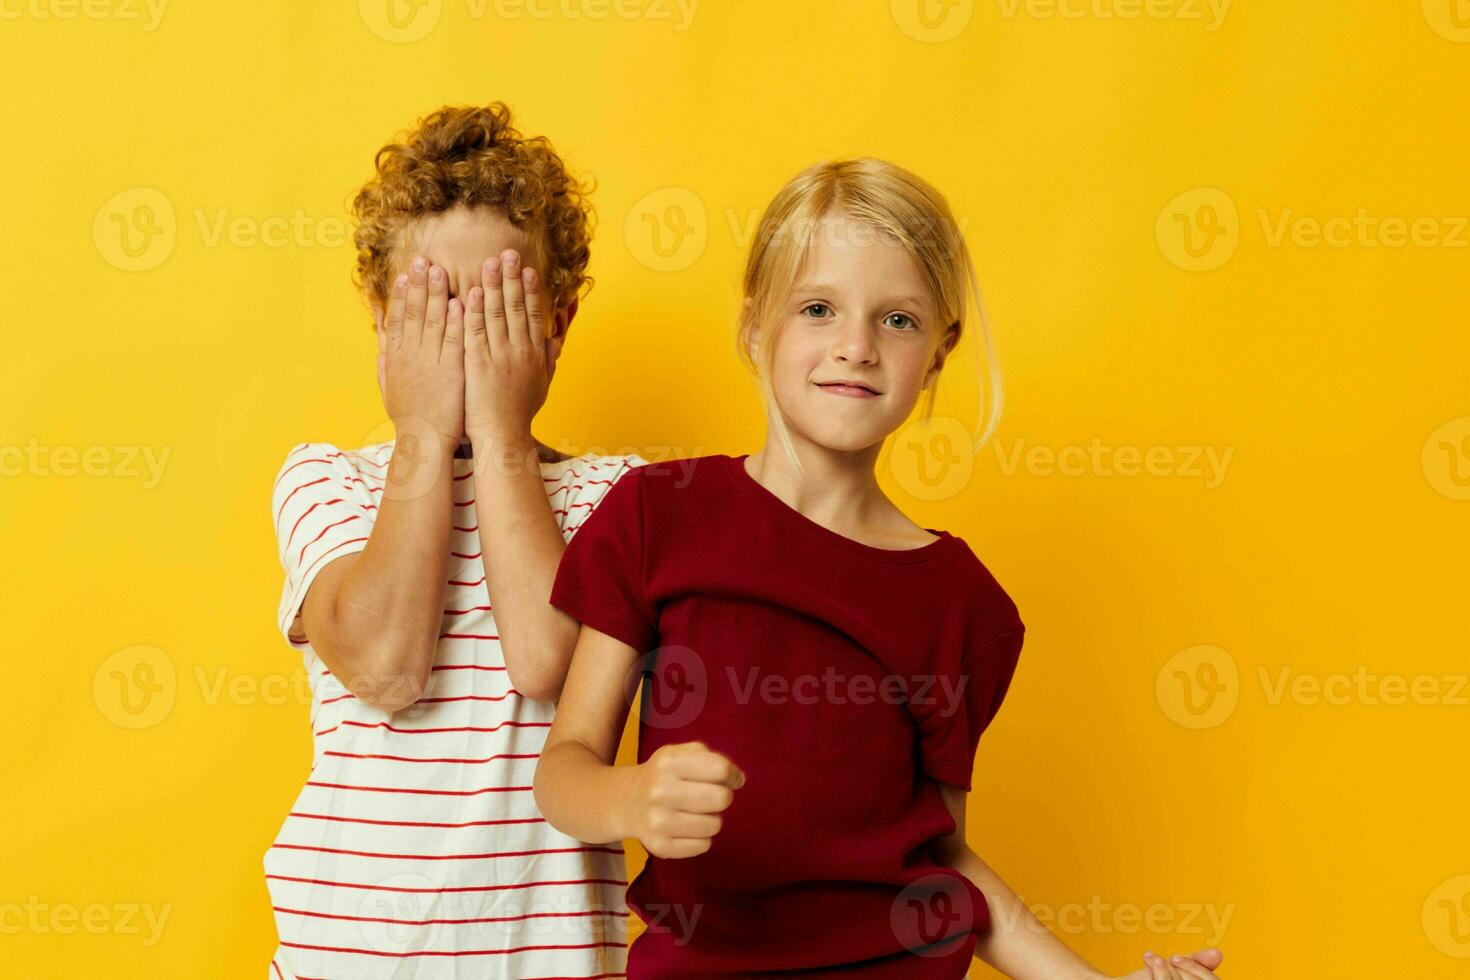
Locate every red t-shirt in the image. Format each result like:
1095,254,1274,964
549,452,1025,978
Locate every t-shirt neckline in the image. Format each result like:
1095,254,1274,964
721,453,963,566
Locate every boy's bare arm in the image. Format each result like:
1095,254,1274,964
468,430,580,702
297,257,464,712
462,249,579,702
299,430,457,712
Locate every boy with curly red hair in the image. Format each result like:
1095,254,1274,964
265,103,640,979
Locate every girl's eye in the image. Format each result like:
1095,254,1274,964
801,303,832,319
884,312,916,330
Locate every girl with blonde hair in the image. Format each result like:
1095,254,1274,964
535,158,1226,980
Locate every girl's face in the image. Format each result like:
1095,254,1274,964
760,214,956,455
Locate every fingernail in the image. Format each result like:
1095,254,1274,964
504,254,520,273
395,273,407,289
523,267,536,288
412,256,426,272
470,286,482,303
429,266,442,283
1171,956,1185,964
485,257,500,276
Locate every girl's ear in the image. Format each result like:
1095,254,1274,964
923,321,961,388
741,301,760,362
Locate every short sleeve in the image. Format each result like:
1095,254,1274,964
271,442,376,647
549,463,658,653
919,626,1025,790
554,453,650,533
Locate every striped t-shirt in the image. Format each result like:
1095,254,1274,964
265,440,646,980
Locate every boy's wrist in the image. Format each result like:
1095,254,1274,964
467,425,533,449
467,427,539,478
391,415,463,450
383,416,461,499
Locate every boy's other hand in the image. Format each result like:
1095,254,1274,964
378,255,466,447
462,248,557,446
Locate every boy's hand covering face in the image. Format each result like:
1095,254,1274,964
375,256,466,445
459,247,563,443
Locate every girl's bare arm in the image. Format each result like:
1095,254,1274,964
930,783,1223,980
928,781,1105,979
533,623,646,843
533,624,744,854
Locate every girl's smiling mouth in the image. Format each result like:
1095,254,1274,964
815,380,882,397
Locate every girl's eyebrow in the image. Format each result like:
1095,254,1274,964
791,283,931,308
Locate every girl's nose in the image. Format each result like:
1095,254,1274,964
831,320,878,364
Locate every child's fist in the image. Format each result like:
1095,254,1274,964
629,741,745,860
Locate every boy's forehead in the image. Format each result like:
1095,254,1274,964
399,206,539,267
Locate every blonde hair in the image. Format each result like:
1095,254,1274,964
736,158,1003,468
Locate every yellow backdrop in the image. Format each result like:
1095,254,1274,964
4,1,1466,976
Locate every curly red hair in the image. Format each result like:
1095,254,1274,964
350,103,594,317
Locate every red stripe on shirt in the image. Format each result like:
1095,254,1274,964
288,810,545,829
323,750,538,765
267,874,627,895
274,905,623,927
278,939,625,959
271,842,622,861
